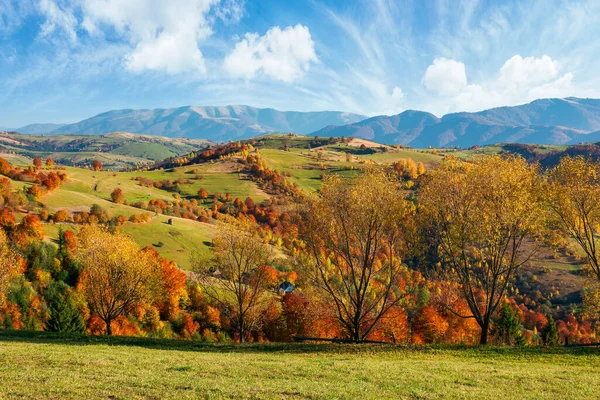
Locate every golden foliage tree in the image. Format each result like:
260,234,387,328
419,155,545,344
300,169,414,342
76,225,161,335
193,221,274,342
547,156,600,282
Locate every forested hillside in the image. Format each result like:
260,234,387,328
0,134,598,347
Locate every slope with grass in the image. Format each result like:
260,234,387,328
1,330,599,399
0,132,210,169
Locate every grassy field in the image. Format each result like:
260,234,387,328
0,330,599,399
42,215,216,269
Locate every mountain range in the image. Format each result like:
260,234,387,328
313,98,600,147
13,106,365,142
7,97,600,147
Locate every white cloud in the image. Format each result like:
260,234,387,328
213,0,245,24
80,0,218,74
224,24,318,82
422,57,467,96
38,0,77,42
499,55,559,86
527,72,574,101
425,55,575,114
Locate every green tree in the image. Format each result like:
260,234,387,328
540,315,560,346
45,281,85,334
493,302,525,346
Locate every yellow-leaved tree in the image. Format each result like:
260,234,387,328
300,168,414,342
193,221,274,342
419,155,545,344
546,156,600,319
77,225,161,335
546,156,600,282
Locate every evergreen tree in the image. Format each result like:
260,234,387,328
540,315,560,346
45,281,85,334
493,302,525,346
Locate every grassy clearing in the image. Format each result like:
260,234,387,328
0,330,599,399
42,215,216,269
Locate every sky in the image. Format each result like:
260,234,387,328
1,0,600,127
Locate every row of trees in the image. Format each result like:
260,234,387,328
293,155,600,344
1,152,600,345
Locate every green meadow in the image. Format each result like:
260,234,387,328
0,331,599,399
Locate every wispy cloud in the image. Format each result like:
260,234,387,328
1,0,600,126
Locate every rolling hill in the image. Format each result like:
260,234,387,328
39,105,366,141
312,98,600,147
0,131,211,169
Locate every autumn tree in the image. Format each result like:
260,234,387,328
110,187,124,204
27,184,43,199
0,157,10,175
33,158,43,169
45,158,54,168
546,156,600,282
77,225,161,335
0,229,19,305
198,188,209,200
193,221,274,342
92,160,103,171
53,209,70,223
300,169,414,342
419,155,545,344
12,214,44,250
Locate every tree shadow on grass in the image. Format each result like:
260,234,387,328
0,330,598,357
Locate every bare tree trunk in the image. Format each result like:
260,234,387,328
106,319,113,336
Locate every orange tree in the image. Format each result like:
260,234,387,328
110,188,124,204
76,225,161,335
299,169,414,342
0,229,20,305
418,155,545,344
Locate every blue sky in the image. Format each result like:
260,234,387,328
1,0,600,127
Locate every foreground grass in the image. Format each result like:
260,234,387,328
0,331,599,399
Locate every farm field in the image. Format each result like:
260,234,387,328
0,331,599,399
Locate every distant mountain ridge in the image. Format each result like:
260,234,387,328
312,97,600,147
8,97,600,147
40,105,366,142
16,123,66,134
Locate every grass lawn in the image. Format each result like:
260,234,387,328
0,330,599,399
